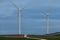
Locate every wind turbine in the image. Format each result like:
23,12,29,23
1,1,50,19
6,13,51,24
10,1,27,37
44,13,49,34
10,1,22,35
41,11,50,34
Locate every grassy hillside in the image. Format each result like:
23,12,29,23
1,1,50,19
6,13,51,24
27,32,60,40
0,37,36,40
0,32,60,40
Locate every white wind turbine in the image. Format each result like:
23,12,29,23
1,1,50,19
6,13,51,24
10,0,27,37
41,11,50,34
44,13,49,34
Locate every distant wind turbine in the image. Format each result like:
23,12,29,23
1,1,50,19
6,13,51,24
10,1,22,35
41,11,50,34
10,0,27,37
44,13,49,34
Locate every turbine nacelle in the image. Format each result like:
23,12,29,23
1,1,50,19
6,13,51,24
44,13,49,16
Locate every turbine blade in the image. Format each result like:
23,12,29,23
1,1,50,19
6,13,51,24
10,0,19,9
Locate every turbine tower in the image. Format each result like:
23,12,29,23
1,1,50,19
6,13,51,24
10,1,27,37
10,1,22,34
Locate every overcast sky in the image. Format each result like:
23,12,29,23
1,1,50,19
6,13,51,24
0,0,60,35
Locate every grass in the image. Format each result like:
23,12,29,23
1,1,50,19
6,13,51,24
0,33,60,40
0,37,36,40
47,38,60,40
0,37,60,40
28,35,60,40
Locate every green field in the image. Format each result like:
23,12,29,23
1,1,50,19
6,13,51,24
0,37,36,40
0,32,60,40
0,37,60,40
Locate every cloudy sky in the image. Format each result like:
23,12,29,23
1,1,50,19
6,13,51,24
0,0,60,35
